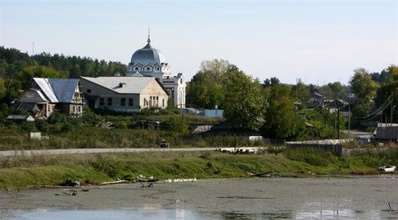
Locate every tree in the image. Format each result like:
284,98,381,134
375,65,398,122
0,77,6,100
261,83,307,140
350,68,379,117
186,59,230,109
223,66,266,130
16,65,68,89
371,69,391,84
291,79,310,109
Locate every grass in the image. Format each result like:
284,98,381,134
0,113,397,189
1,148,396,190
0,126,269,151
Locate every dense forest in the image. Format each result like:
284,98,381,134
0,46,126,104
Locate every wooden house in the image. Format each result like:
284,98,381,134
13,78,84,118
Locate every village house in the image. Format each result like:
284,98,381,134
13,78,84,118
308,92,325,109
80,76,168,113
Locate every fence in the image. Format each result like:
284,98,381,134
286,139,350,156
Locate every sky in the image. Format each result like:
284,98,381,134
1,0,397,85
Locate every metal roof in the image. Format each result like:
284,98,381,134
33,78,79,103
81,76,159,94
7,115,35,121
131,41,166,66
49,79,79,103
33,78,58,102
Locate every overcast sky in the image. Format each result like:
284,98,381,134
1,0,397,85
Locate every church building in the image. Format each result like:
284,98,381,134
126,35,186,108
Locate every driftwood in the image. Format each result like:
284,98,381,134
140,183,154,188
246,171,278,177
62,189,78,196
100,179,128,185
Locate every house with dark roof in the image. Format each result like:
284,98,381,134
80,76,169,113
308,92,325,109
13,78,84,118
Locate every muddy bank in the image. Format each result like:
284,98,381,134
1,176,398,219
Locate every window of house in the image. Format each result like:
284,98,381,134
87,89,91,93
31,81,38,89
146,67,150,71
107,98,112,106
135,67,139,71
129,98,133,106
162,99,165,107
121,98,126,106
99,98,104,106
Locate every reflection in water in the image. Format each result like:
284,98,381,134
9,206,398,220
294,199,383,220
9,197,398,220
221,198,397,220
11,208,212,220
222,211,292,219
222,209,391,220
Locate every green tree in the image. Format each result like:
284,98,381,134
16,65,68,89
371,69,391,84
375,65,398,122
186,59,230,109
223,66,266,130
261,83,307,140
304,108,345,139
164,116,190,135
350,68,379,117
0,77,7,100
291,79,310,109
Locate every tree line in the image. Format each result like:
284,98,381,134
0,46,397,141
186,59,398,140
0,46,126,104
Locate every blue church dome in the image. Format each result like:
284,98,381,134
130,37,166,66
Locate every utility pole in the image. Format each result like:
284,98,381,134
348,103,351,138
337,108,340,139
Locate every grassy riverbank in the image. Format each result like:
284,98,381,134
1,148,396,190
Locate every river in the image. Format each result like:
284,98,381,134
1,176,397,219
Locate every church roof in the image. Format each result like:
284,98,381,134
130,36,166,66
